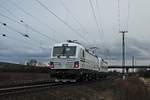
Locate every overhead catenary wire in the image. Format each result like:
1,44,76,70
95,0,111,61
88,0,107,56
7,0,62,42
126,0,130,31
112,0,120,34
0,12,58,43
0,33,44,50
59,0,92,44
20,20,58,42
117,0,129,31
0,5,19,20
117,0,121,31
0,5,48,40
95,0,104,39
0,21,48,49
0,21,29,38
88,0,102,41
35,0,90,44
7,0,91,44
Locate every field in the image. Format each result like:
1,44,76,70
0,76,150,100
0,62,150,100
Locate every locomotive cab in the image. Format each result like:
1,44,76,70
50,42,83,69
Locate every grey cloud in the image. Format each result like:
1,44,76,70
95,37,150,60
0,0,150,64
1,37,150,63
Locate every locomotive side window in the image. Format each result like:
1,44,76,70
80,50,85,59
82,50,85,58
53,46,76,56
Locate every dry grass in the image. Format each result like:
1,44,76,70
0,77,150,100
113,76,149,100
0,81,113,100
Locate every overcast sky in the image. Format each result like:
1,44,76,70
0,0,150,65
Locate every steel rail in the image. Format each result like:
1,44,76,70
0,81,63,96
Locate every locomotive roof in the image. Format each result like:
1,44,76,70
53,42,85,49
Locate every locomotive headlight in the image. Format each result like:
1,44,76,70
49,62,54,68
74,61,79,68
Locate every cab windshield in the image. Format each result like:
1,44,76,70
53,46,76,57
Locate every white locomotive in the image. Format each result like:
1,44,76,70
49,40,108,81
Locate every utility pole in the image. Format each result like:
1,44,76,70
132,56,135,72
119,30,128,74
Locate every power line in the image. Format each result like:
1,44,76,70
7,0,62,42
0,5,19,19
0,12,20,25
88,0,102,41
20,20,58,42
0,33,44,50
59,0,92,44
95,0,111,60
35,0,89,44
0,33,41,50
126,0,130,31
0,21,48,49
0,12,58,42
0,21,29,38
95,0,104,38
117,0,121,31
117,0,129,32
8,0,90,44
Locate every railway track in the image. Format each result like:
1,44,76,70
0,74,118,97
0,81,64,96
0,79,108,97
